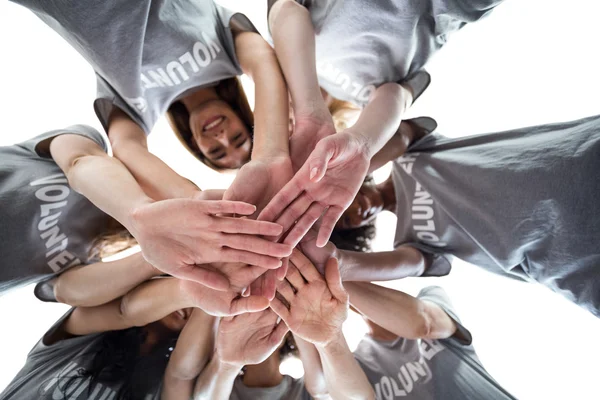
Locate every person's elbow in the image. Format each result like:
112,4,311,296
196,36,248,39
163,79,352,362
268,0,306,33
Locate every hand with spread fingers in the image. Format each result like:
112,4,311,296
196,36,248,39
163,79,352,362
258,132,370,249
217,309,290,367
270,250,349,346
179,279,270,317
129,199,292,291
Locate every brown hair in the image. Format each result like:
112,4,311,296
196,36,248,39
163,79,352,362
88,217,138,260
167,77,254,171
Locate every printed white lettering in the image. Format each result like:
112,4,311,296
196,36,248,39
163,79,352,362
148,68,174,87
30,173,67,186
166,61,189,85
193,41,212,67
179,52,199,72
38,212,62,231
48,250,78,273
35,185,69,202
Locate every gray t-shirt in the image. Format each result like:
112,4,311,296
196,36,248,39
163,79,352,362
230,375,311,400
393,115,600,317
294,0,502,105
354,286,515,400
0,310,160,400
11,0,255,133
0,126,111,294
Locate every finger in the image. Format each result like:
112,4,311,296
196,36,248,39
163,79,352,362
261,270,278,301
269,297,292,321
220,248,283,270
284,262,306,290
325,258,349,303
212,216,283,237
250,272,277,301
269,320,290,346
316,206,344,247
257,177,305,224
229,295,270,316
174,265,229,291
273,194,314,239
276,279,295,303
275,258,288,281
307,139,335,183
200,200,257,216
289,249,323,282
283,202,326,247
221,234,293,258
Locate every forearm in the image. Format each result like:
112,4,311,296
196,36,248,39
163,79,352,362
63,279,191,335
235,32,289,160
53,252,159,307
65,150,153,233
368,128,411,173
316,332,375,400
294,336,328,399
193,357,241,400
338,246,425,282
269,0,329,120
111,140,199,201
345,282,457,340
349,83,412,159
162,309,218,400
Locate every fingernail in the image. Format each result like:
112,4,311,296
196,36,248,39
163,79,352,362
310,167,319,181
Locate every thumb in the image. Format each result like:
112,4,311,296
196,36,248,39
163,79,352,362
307,138,335,183
325,258,348,303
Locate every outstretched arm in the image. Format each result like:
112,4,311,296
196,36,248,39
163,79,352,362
270,252,374,400
294,336,329,399
345,282,457,340
62,278,269,336
49,132,291,289
51,252,160,307
107,108,199,200
161,309,218,400
259,82,414,248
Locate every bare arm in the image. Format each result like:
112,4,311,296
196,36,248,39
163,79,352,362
52,252,160,307
62,278,190,336
234,31,290,160
161,309,218,400
50,132,153,232
315,332,375,400
345,282,457,340
107,108,199,200
192,357,240,400
294,336,329,399
338,245,426,282
268,0,329,120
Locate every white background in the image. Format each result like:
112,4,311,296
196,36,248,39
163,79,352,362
1,0,600,399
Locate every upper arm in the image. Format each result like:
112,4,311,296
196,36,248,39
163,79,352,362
107,107,148,151
49,133,109,177
268,0,306,30
233,31,278,78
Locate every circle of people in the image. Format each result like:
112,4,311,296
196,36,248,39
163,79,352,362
1,1,598,399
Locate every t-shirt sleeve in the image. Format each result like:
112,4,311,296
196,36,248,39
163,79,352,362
17,124,108,159
214,4,259,71
417,286,473,346
399,242,453,277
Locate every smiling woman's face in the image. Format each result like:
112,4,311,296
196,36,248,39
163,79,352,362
189,99,252,169
336,182,385,230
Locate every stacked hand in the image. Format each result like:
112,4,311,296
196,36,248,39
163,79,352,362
270,250,348,346
129,198,292,290
216,308,289,367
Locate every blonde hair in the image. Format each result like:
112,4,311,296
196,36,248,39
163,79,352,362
324,95,361,132
88,218,138,260
167,77,254,171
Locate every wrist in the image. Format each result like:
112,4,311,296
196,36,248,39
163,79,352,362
126,197,155,238
336,249,351,282
316,330,346,353
215,353,243,375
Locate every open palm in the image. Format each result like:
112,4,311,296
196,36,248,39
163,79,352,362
217,309,289,366
259,132,370,249
271,251,348,346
